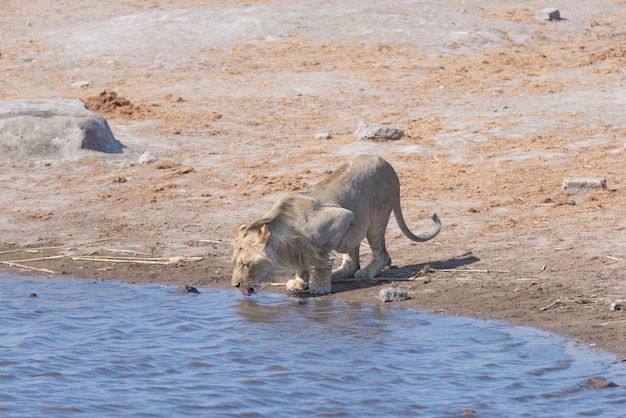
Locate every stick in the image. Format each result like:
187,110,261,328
198,239,227,245
0,236,125,256
71,255,202,265
540,296,563,311
0,261,56,274
103,248,152,256
597,319,626,327
436,268,509,274
3,255,66,263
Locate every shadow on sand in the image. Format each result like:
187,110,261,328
291,253,480,297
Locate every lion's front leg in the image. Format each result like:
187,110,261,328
286,269,309,292
308,263,333,295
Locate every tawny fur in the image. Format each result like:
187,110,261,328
231,155,441,296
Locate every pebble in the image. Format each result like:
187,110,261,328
315,132,331,140
535,8,561,21
71,80,90,88
610,302,622,312
562,178,607,195
138,151,159,165
171,284,200,294
379,287,409,303
586,376,618,389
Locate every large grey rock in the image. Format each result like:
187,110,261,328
0,99,123,160
355,122,404,141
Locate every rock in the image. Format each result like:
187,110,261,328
138,151,159,164
586,376,618,389
610,302,622,312
379,287,409,302
171,284,200,294
535,8,560,21
354,122,404,141
315,132,331,140
0,99,123,160
490,87,504,94
71,80,90,88
562,178,607,195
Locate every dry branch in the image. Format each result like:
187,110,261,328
71,255,202,265
0,236,125,256
540,296,563,311
0,261,56,274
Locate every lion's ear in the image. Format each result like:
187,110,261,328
258,223,271,242
235,223,248,240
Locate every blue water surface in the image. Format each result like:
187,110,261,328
0,276,624,417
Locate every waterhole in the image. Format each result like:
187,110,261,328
1,276,624,417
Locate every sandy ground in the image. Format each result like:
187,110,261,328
1,0,625,358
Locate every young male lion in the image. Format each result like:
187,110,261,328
231,155,441,296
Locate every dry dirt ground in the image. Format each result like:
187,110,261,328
1,1,626,358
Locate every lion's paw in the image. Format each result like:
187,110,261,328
308,279,331,295
354,267,377,280
286,277,308,292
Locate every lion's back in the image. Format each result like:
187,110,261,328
307,155,400,212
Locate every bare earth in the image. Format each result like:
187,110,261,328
1,1,625,358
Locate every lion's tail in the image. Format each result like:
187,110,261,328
393,202,441,242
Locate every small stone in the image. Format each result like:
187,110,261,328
315,132,331,140
138,151,159,165
562,178,607,195
355,122,404,141
535,8,560,21
491,87,504,94
171,284,200,294
610,302,622,311
28,293,38,298
379,287,409,303
71,80,90,88
586,376,618,389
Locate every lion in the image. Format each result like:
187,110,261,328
231,155,441,296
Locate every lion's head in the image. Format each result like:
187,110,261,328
231,222,274,296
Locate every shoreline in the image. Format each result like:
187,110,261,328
1,0,625,362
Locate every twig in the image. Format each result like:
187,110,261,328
0,236,125,256
437,268,509,273
540,295,563,311
606,255,623,261
2,255,66,263
103,248,152,256
71,255,202,265
198,240,228,245
0,261,56,274
597,319,626,327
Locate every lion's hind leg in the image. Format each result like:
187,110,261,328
331,247,360,281
354,229,391,279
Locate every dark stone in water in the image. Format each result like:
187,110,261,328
28,292,38,298
171,284,200,294
586,376,618,389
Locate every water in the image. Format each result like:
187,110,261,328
1,276,625,417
